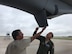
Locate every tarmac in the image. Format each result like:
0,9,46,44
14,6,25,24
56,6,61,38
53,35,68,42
0,36,72,54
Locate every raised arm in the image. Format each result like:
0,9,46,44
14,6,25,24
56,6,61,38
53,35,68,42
33,27,39,36
31,27,46,41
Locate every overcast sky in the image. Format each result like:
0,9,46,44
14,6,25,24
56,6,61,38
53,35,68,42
0,5,72,37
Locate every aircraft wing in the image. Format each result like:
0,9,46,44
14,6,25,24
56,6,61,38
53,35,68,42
46,0,72,19
0,0,48,27
60,0,72,6
0,0,72,27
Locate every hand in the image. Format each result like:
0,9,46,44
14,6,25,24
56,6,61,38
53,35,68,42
41,27,46,32
36,27,39,31
31,27,46,41
35,27,39,32
40,27,46,33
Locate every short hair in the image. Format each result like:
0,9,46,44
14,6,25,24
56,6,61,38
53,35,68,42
48,32,54,37
12,29,21,40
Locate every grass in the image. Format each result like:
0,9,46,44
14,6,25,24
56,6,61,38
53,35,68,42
53,36,72,40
